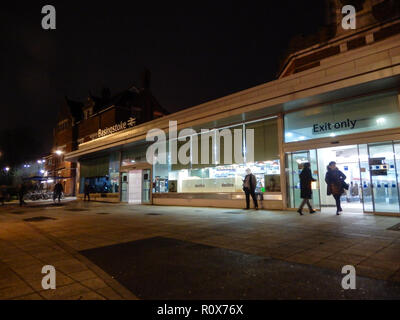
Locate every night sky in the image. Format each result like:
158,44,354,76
1,1,326,165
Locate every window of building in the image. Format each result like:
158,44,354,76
57,119,69,131
83,107,93,120
153,117,281,193
79,154,119,194
121,143,148,166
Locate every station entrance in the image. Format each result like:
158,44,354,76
286,141,400,214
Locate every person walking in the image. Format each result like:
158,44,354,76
243,168,258,210
18,184,27,206
297,162,317,215
325,161,347,215
84,182,91,201
53,182,64,203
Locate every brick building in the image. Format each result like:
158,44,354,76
45,73,168,196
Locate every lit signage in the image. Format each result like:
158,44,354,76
97,117,136,138
312,118,357,134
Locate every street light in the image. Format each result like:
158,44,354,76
4,167,10,172
55,150,63,155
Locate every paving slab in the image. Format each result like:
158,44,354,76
80,236,400,300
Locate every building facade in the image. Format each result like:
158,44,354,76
47,73,168,196
66,1,400,215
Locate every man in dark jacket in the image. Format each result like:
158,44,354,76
84,182,91,201
243,168,258,210
18,184,27,206
297,163,316,215
53,182,64,203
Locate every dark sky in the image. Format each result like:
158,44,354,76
1,1,326,163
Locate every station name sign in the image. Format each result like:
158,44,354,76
312,118,357,134
98,117,136,138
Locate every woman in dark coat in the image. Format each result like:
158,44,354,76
325,161,347,215
297,162,317,215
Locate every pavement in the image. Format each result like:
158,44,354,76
0,200,400,300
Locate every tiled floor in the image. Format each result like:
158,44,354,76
0,201,399,299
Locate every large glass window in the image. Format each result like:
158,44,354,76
80,155,112,193
284,92,400,143
153,141,170,193
109,152,120,193
153,117,281,193
121,143,148,166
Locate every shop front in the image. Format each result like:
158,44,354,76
71,88,400,216
77,152,121,202
73,89,400,215
284,90,400,215
152,117,284,209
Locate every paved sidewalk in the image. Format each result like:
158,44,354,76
0,202,137,300
0,201,399,299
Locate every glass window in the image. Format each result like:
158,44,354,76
121,143,148,166
79,153,120,194
153,141,170,193
109,152,120,193
153,118,281,193
79,156,110,193
284,92,400,143
246,118,279,161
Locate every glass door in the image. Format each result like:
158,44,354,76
286,150,320,209
309,149,321,210
358,144,374,212
394,141,400,211
368,142,400,213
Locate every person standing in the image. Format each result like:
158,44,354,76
325,161,347,215
297,163,317,215
84,182,91,201
18,184,27,206
243,168,258,210
53,182,64,203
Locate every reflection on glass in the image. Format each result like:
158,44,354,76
368,143,400,213
286,151,312,209
358,144,373,212
167,161,280,193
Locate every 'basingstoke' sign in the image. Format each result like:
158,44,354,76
98,117,136,138
312,118,357,134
